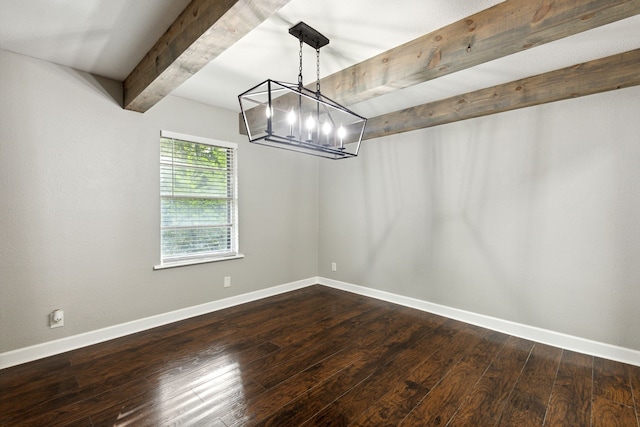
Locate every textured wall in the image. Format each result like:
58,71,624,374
318,86,640,351
0,49,318,353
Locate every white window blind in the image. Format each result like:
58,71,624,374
160,131,238,265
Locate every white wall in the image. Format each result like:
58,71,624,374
0,49,318,353
318,86,640,351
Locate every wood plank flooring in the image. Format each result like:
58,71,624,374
1,285,639,426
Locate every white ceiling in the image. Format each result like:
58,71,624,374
1,0,639,117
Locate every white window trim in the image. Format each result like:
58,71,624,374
153,254,245,270
154,130,242,269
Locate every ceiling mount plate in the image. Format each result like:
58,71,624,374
289,22,329,49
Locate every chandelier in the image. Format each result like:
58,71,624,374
239,22,367,159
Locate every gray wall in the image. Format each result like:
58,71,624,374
318,86,640,351
2,44,639,357
0,49,318,353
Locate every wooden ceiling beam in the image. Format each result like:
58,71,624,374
362,48,640,141
124,0,291,113
320,0,640,106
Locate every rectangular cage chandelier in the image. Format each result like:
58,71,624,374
239,22,367,160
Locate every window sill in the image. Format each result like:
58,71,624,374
154,254,245,270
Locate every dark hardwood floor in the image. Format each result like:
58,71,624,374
1,285,639,426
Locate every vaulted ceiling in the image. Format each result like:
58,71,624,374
1,0,639,139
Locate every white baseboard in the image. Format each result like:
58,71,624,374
0,278,315,370
318,277,640,366
318,277,640,367
3,276,639,369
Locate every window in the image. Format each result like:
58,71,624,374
157,131,240,268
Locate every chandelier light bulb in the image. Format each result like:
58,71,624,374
306,114,316,141
322,121,332,135
306,114,315,130
337,125,346,148
287,108,297,138
287,109,297,124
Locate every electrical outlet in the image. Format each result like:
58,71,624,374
331,262,337,272
224,276,231,288
50,309,64,328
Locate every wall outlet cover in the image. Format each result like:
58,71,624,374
50,309,64,328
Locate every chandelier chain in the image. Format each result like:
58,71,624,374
298,39,303,88
316,48,321,95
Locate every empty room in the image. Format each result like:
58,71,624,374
1,0,640,425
